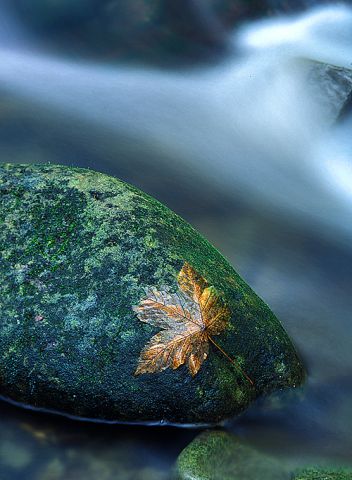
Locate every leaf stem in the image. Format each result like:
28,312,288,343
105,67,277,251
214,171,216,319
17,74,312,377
208,336,254,386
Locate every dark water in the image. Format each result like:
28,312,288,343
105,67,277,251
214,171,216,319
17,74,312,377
1,1,352,478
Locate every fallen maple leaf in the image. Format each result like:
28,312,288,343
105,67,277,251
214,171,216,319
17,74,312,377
133,262,253,384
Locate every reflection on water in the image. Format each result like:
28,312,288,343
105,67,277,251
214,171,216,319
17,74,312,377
0,399,197,479
1,1,352,478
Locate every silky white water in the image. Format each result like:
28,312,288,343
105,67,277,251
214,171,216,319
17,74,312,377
1,5,352,244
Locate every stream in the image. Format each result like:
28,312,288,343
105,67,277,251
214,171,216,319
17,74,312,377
0,1,352,478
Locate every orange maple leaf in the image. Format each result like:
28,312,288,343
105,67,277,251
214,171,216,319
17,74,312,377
133,263,253,384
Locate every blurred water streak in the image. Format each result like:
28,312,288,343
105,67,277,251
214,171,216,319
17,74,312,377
1,6,352,243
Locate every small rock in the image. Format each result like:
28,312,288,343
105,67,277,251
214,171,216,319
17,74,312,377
305,61,352,123
175,430,288,480
0,163,304,424
293,469,352,480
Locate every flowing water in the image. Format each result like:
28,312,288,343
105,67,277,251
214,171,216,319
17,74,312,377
0,1,352,478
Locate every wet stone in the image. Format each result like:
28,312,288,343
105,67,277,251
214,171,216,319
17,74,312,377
0,163,304,424
175,430,288,480
293,469,352,480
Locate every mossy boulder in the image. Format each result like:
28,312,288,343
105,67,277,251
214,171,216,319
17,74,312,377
0,164,304,424
293,469,352,480
175,430,288,479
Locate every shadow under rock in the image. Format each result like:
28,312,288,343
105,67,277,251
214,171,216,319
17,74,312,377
229,373,352,464
0,398,199,480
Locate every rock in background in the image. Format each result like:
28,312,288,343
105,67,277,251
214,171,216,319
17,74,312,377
305,61,352,123
293,469,352,480
5,0,266,64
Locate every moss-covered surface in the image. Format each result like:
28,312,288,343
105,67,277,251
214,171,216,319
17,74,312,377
0,164,304,424
175,430,288,479
293,469,352,480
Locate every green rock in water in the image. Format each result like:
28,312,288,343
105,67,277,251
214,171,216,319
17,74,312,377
293,470,352,480
175,431,288,480
0,164,304,424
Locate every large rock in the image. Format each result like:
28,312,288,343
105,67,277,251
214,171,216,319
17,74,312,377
175,431,288,479
0,164,304,424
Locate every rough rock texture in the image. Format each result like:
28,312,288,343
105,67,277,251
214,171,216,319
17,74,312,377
175,430,288,479
306,61,352,123
293,470,352,480
0,164,304,424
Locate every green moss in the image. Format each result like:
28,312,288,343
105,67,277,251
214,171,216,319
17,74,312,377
175,431,288,480
293,469,352,480
0,163,305,424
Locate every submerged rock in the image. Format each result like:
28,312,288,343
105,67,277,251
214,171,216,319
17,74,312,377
0,164,304,424
175,431,288,480
293,469,352,480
